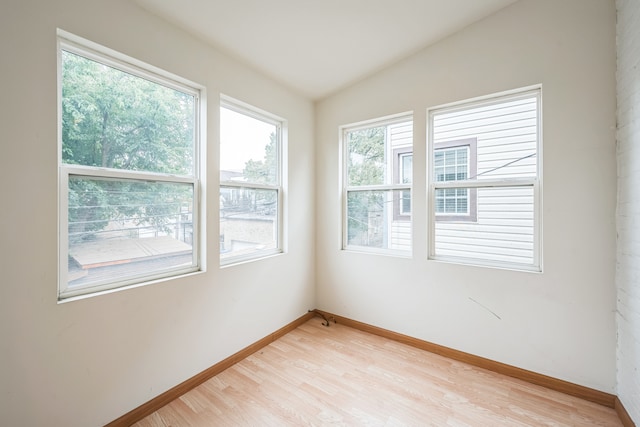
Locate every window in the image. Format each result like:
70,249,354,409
434,138,478,222
343,115,413,254
428,88,541,271
219,99,284,264
58,31,203,300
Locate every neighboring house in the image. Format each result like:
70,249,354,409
386,94,538,267
388,121,413,251
219,170,277,257
431,95,538,266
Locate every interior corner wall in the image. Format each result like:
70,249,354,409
0,1,315,426
315,0,618,393
616,0,640,423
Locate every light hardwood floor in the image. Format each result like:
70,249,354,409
133,319,622,426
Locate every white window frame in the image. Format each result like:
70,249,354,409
341,113,413,256
57,30,205,301
219,97,285,266
427,87,542,271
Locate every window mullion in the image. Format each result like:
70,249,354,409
63,165,196,184
433,178,536,190
346,184,411,192
221,182,280,191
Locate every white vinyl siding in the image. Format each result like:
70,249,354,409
391,221,412,250
429,89,541,270
389,120,413,251
390,121,413,148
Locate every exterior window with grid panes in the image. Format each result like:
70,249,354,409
435,146,469,215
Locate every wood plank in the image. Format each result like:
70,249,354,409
322,311,617,408
616,397,638,427
105,311,315,427
122,314,625,427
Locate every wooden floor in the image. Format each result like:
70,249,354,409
133,319,622,426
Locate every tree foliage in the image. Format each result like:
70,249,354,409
62,51,194,173
243,132,278,185
224,132,279,217
62,51,195,242
347,126,385,186
346,127,386,244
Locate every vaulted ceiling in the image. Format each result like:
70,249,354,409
135,0,519,100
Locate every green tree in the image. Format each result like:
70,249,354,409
62,51,195,241
243,132,277,185
229,132,279,216
346,127,386,245
347,126,385,186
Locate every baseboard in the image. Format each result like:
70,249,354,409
616,397,637,427
315,310,617,409
104,311,315,427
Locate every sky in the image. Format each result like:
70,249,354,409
219,106,276,172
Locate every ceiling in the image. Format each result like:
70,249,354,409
135,0,519,100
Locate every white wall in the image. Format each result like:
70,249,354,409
316,0,617,393
616,0,640,423
0,1,315,425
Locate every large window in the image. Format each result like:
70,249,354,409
343,115,413,254
428,88,541,271
58,31,203,300
219,99,284,264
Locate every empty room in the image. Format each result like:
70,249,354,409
0,0,638,426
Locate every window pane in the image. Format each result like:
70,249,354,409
433,97,537,180
434,186,535,265
220,187,278,260
347,190,410,251
61,51,195,175
458,149,467,162
220,107,278,186
434,146,469,183
344,118,412,253
401,190,411,214
347,126,386,186
67,176,195,289
401,154,412,184
435,188,469,215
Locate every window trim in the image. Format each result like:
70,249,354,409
57,30,205,301
219,96,285,266
427,87,542,272
341,112,413,256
